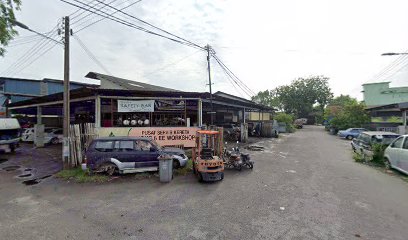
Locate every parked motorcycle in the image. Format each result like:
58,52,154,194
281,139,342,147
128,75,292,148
223,142,254,170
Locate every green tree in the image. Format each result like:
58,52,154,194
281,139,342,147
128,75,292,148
276,75,333,117
0,0,22,56
252,89,282,110
329,101,370,130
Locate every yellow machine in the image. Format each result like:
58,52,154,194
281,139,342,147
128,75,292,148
192,130,225,182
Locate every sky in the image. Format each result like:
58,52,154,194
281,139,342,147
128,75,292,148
1,0,408,100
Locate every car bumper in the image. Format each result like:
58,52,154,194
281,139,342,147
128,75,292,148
201,172,224,182
173,154,188,167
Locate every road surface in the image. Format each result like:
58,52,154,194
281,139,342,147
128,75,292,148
1,126,408,239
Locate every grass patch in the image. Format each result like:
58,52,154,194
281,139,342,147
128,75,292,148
56,167,109,183
174,159,193,176
353,152,364,162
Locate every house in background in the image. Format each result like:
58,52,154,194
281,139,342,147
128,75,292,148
363,82,408,107
363,82,408,134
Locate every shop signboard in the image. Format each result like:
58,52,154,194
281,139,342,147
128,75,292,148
118,100,154,112
97,127,199,147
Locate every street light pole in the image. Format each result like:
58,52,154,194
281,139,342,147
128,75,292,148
381,52,408,56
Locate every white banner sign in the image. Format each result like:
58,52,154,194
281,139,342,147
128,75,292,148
118,100,155,112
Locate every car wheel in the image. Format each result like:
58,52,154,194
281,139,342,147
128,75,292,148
384,158,392,170
173,159,180,169
346,135,353,140
51,138,59,145
101,163,118,176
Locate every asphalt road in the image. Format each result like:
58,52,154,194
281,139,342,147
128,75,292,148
1,126,408,240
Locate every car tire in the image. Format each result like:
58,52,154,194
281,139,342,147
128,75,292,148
346,135,353,140
384,158,392,170
51,138,59,145
173,159,180,169
102,163,118,176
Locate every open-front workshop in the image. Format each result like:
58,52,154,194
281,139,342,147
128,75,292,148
6,72,275,150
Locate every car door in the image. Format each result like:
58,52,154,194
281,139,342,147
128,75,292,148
113,140,141,169
400,137,408,173
388,137,404,168
136,140,160,167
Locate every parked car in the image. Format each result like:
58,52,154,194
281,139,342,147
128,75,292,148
21,127,63,145
384,135,408,175
0,118,21,153
351,131,400,160
85,137,188,175
45,128,63,145
338,128,367,140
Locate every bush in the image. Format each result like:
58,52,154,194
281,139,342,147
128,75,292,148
372,143,387,165
275,113,295,133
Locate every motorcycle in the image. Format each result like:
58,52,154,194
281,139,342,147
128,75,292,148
223,142,254,170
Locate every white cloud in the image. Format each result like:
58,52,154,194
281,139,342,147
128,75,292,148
1,0,408,100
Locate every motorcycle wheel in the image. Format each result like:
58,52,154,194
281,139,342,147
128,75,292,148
248,162,254,169
235,164,242,171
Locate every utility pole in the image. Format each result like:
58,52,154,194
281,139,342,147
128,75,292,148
62,16,71,169
205,44,214,125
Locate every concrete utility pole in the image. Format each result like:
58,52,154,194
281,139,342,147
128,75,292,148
206,44,214,125
62,16,71,169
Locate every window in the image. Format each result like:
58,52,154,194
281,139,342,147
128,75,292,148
391,137,404,149
94,141,114,152
115,140,135,151
402,138,408,150
136,140,153,151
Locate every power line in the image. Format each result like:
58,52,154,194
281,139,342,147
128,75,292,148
1,22,62,76
93,0,203,50
7,42,59,77
60,0,205,51
369,50,408,82
211,54,255,97
143,50,201,78
71,0,118,26
73,34,112,75
75,0,142,33
211,55,253,98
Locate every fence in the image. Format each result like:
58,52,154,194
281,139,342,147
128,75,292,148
68,123,97,167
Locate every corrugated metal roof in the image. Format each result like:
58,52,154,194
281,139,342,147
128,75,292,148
85,72,179,92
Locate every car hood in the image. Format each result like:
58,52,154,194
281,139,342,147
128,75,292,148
161,147,185,155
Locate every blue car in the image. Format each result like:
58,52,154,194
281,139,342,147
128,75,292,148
337,128,367,140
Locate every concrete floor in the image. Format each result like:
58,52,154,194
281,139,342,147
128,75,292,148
1,126,408,240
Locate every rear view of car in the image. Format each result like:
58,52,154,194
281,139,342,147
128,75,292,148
353,131,399,160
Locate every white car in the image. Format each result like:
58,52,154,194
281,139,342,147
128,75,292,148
384,135,408,175
21,127,63,145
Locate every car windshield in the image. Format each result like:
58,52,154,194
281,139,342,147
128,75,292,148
379,135,399,145
151,140,163,150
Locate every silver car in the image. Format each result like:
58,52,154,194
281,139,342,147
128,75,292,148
384,135,408,175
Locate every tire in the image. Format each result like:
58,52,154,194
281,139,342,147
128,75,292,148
51,138,59,145
384,158,392,170
235,163,242,171
198,173,203,182
248,162,254,169
346,135,353,140
173,160,180,169
101,163,118,176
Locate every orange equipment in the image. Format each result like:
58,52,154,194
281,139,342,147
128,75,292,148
192,130,225,182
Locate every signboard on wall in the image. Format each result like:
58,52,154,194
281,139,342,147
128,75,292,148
97,127,200,147
118,100,154,112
